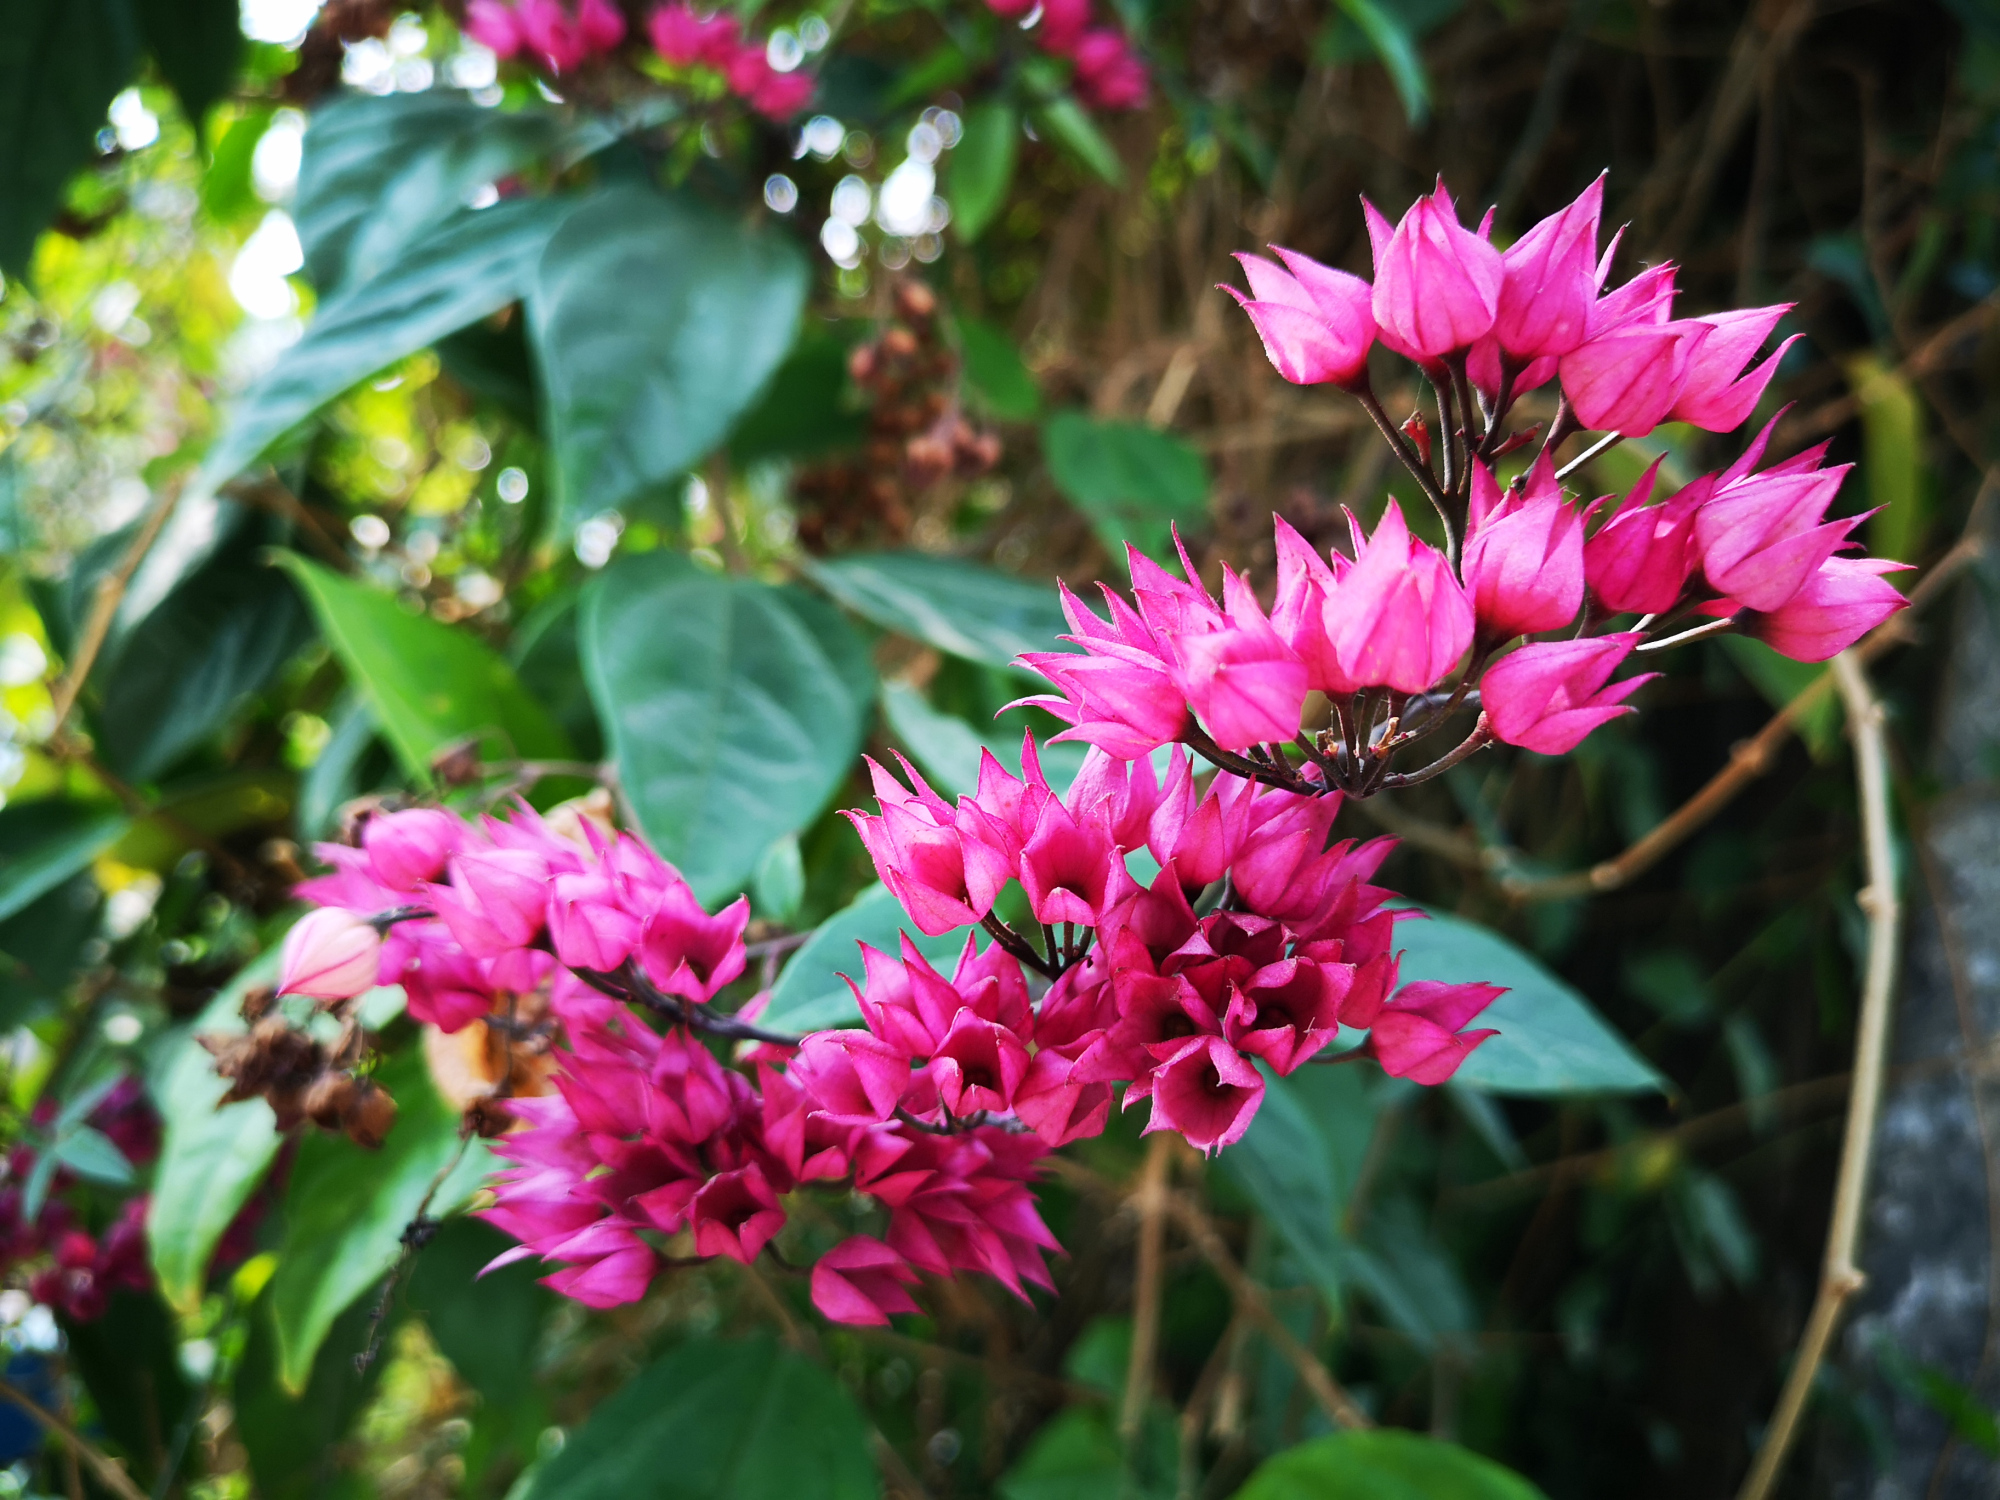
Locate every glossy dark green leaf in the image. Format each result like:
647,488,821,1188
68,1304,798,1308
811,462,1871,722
276,553,570,782
803,550,1069,674
0,0,139,276
959,317,1040,421
728,332,865,463
581,553,872,904
295,92,587,292
760,881,978,1034
200,197,572,491
0,800,129,923
530,184,810,526
1229,1429,1548,1500
0,873,100,1029
1031,96,1124,186
1394,907,1663,1096
133,0,242,136
268,1045,494,1391
407,1217,556,1414
950,101,1018,243
98,535,311,781
147,949,284,1314
235,1292,391,1500
1042,411,1209,560
514,1335,876,1500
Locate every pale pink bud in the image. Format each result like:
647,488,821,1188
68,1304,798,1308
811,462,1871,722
1324,500,1475,694
1482,632,1653,755
1221,249,1375,388
1583,458,1704,616
1491,174,1603,360
1558,319,1711,436
1364,182,1504,363
1668,305,1798,431
1741,556,1909,662
1460,458,1586,640
277,908,382,1002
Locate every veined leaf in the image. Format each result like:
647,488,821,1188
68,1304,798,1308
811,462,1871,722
760,882,979,1035
1230,1429,1549,1499
803,550,1070,675
1042,412,1209,561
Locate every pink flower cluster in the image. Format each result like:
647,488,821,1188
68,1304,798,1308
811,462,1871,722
286,786,1496,1327
984,0,1148,111
462,0,816,118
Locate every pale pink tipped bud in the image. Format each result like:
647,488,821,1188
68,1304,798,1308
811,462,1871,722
1324,500,1475,695
1558,319,1710,436
1482,632,1653,755
1460,458,1586,640
1365,182,1504,363
464,0,525,57
278,908,383,1002
1221,249,1374,388
1583,459,1704,616
1492,174,1603,360
1668,305,1798,431
1145,1036,1264,1154
1742,556,1909,662
810,1236,922,1326
1363,980,1503,1084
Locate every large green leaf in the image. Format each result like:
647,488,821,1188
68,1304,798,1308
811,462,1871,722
199,197,571,491
760,881,979,1035
959,317,1040,421
0,800,129,923
132,0,241,136
62,1290,193,1489
0,873,101,1028
276,553,569,781
268,1046,494,1391
1230,1430,1548,1500
949,101,1018,244
1394,908,1663,1096
406,1218,555,1414
803,550,1069,675
235,1293,393,1500
97,529,312,781
515,1335,876,1500
147,948,284,1314
0,0,139,275
580,553,872,904
529,184,810,526
879,679,1085,799
1042,412,1209,560
296,92,588,293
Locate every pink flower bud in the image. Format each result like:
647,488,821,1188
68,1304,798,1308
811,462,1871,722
1364,181,1504,363
277,908,382,1002
1036,0,1092,53
546,871,642,972
646,2,739,66
1482,632,1653,755
1668,305,1797,431
1558,319,1710,436
1692,439,1859,612
1363,980,1503,1084
811,1236,922,1326
1741,556,1908,662
1460,458,1586,640
1270,516,1350,693
688,1165,785,1264
1583,458,1703,616
1323,500,1475,695
463,0,525,58
748,68,814,119
791,1030,911,1125
1491,174,1602,360
636,884,749,1003
1073,31,1149,110
1167,569,1309,751
1221,249,1375,389
361,807,461,892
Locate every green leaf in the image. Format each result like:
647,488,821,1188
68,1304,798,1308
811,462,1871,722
199,197,571,492
276,553,570,782
200,104,272,224
235,1292,392,1500
1222,1065,1358,1309
581,552,872,905
752,834,805,924
63,1291,193,1488
959,317,1040,421
530,184,810,527
48,1123,132,1184
728,332,866,464
1042,412,1209,560
132,0,242,137
268,1046,494,1392
97,531,312,782
0,873,101,1029
514,1334,876,1500
1030,96,1124,186
760,882,977,1034
0,0,139,276
879,678,1086,799
1394,907,1663,1096
803,550,1069,675
406,1218,555,1414
1230,1430,1549,1500
950,101,1019,243
0,800,129,923
295,692,383,840
1849,353,1930,563
147,948,285,1314
1327,0,1432,125
296,92,587,293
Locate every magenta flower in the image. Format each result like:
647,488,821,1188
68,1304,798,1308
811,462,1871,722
1146,1035,1265,1153
1583,458,1704,616
1324,500,1475,694
546,871,642,973
276,908,381,1002
464,0,525,57
810,1236,922,1326
790,1030,910,1125
1364,182,1504,363
689,1165,785,1263
636,884,749,1003
1741,556,1909,662
1169,569,1310,750
647,2,740,66
1073,30,1150,111
1669,305,1798,431
1363,980,1503,1085
1483,633,1653,754
361,808,462,892
1222,249,1375,389
1692,437,1859,613
1490,174,1603,361
1018,795,1133,926
1016,581,1190,759
429,848,551,957
1270,516,1350,693
845,755,1012,935
1558,318,1710,436
1460,458,1586,640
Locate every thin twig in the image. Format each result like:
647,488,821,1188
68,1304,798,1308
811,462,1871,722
1122,1134,1174,1442
1734,649,1900,1500
49,477,186,737
1164,1192,1373,1432
0,1377,149,1500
